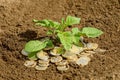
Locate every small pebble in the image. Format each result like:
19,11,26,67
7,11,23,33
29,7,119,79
55,60,68,66
69,45,84,54
57,65,69,71
62,51,78,62
86,43,98,50
76,56,91,66
24,60,37,67
21,49,29,56
38,63,49,67
35,65,48,70
50,56,63,63
37,51,49,61
94,48,106,53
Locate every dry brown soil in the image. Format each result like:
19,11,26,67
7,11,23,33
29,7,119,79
0,0,120,80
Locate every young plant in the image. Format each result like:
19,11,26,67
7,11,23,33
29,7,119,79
23,16,103,60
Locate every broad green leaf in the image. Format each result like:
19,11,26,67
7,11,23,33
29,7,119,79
28,52,38,60
72,27,80,35
33,19,60,29
71,28,81,44
57,31,73,50
45,39,54,48
56,18,65,31
81,27,103,38
72,34,80,45
48,20,60,29
25,40,47,53
33,19,50,27
65,16,81,26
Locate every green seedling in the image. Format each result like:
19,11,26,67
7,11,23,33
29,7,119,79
24,15,103,60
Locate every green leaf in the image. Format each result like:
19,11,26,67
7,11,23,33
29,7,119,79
45,39,54,48
33,19,50,27
48,20,60,29
25,40,47,53
72,27,80,35
81,27,103,38
65,16,81,26
28,52,38,60
57,31,73,50
57,28,82,50
71,28,81,44
33,19,60,29
72,34,80,45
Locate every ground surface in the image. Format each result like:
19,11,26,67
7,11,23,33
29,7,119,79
0,0,120,80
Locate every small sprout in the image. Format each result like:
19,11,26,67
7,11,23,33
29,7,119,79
55,60,68,66
36,51,49,61
50,56,63,63
24,60,37,68
25,16,103,51
35,65,48,70
22,16,104,70
21,49,29,56
57,65,69,71
76,56,91,66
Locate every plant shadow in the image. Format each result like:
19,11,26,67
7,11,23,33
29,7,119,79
18,30,37,41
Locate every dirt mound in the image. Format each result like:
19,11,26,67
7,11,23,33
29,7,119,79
0,0,120,80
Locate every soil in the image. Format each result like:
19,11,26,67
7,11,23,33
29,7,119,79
0,0,120,80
